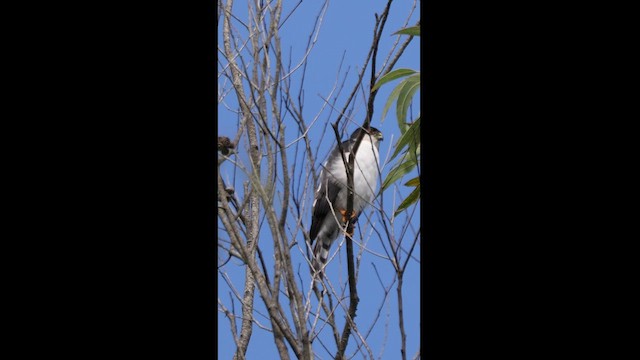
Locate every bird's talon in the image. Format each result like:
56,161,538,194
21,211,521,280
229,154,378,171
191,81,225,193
339,209,358,222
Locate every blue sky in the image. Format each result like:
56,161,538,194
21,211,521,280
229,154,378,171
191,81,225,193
218,1,420,358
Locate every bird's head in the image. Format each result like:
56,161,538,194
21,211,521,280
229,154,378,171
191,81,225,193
349,126,384,143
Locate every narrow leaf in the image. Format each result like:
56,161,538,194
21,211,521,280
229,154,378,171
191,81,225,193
407,115,421,157
382,156,417,191
372,68,417,92
394,185,421,216
396,73,420,126
390,116,421,161
380,81,403,123
404,176,420,187
393,26,420,37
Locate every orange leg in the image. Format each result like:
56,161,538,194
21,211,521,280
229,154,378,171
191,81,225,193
339,209,358,236
339,209,357,222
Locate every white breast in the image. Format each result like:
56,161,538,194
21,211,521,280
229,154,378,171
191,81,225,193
323,138,380,213
352,140,380,212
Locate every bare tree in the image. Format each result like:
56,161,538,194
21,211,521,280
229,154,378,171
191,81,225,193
218,1,420,359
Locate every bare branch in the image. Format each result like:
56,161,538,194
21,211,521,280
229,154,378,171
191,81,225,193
218,0,420,358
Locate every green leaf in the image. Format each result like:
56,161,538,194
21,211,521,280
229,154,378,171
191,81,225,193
394,185,421,216
396,73,420,127
372,68,416,92
380,80,403,123
390,116,421,161
404,176,420,187
393,26,420,37
405,115,421,159
381,155,417,191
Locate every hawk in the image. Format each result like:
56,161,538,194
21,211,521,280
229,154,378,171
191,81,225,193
309,126,383,273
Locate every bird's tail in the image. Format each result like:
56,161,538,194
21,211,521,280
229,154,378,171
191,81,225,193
311,236,332,274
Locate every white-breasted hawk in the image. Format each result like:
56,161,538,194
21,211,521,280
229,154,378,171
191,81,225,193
309,126,383,272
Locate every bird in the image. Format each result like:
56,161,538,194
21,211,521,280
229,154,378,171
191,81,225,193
309,126,383,274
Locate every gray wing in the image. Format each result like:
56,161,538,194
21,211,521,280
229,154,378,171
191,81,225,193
309,139,354,242
309,171,342,242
